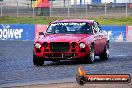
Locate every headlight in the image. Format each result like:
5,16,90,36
35,43,41,49
79,43,86,48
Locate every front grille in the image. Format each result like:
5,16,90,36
44,53,76,58
50,42,70,52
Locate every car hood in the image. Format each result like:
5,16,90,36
39,34,91,43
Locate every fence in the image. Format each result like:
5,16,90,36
0,1,132,18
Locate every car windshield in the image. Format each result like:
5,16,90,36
46,22,92,34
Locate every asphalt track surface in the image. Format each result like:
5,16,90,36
0,40,132,87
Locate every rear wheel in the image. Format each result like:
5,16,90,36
99,44,109,60
33,53,44,66
83,45,95,64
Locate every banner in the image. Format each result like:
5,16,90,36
101,25,126,42
0,24,129,42
0,24,35,40
32,0,50,8
126,26,132,42
35,25,127,42
35,24,47,40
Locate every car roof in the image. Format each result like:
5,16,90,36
51,19,95,24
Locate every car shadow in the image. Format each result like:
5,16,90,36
43,58,101,66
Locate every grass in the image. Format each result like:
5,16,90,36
0,16,132,25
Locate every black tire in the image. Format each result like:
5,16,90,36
99,44,109,60
33,53,44,66
83,45,95,64
52,60,60,63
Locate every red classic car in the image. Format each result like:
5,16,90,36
33,19,109,66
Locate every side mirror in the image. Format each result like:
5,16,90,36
39,32,44,35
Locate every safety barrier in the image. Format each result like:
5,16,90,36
0,24,132,42
34,24,47,41
0,24,35,40
126,26,132,42
101,25,126,42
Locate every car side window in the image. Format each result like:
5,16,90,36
93,22,100,34
79,23,92,34
96,21,102,32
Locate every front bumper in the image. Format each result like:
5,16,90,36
34,51,89,61
33,43,90,61
43,52,77,60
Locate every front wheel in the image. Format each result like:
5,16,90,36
99,44,109,60
33,53,44,66
83,45,95,64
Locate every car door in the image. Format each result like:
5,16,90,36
93,22,102,55
97,24,107,52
